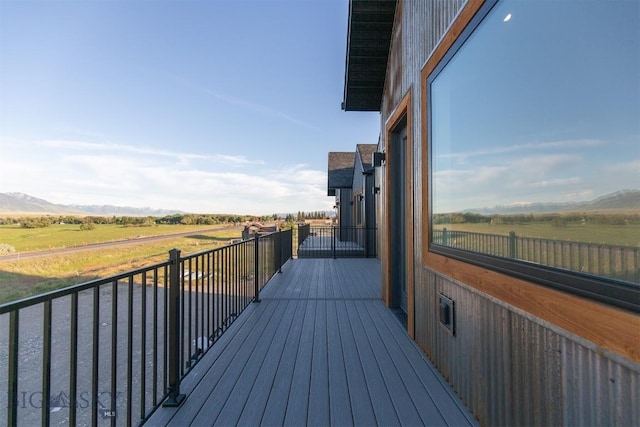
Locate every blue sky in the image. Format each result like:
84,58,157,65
431,0,639,213
0,0,379,215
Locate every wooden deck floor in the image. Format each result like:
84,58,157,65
145,258,477,426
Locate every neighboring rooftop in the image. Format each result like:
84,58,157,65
328,152,355,196
356,144,378,172
342,0,396,111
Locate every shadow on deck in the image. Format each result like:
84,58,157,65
145,258,477,426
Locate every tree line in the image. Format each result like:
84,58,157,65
0,214,273,229
1,211,331,229
433,212,640,227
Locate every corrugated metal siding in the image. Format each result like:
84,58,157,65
419,269,640,426
509,313,563,426
382,0,403,119
562,339,640,426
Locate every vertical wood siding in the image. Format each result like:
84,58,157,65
377,0,640,425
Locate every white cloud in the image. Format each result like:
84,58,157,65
167,73,320,131
527,177,582,189
0,137,332,214
40,139,262,166
439,138,603,162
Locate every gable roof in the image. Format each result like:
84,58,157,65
327,152,355,196
356,144,378,172
342,0,397,111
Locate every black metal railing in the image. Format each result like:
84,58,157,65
297,223,310,248
433,228,639,284
297,226,377,258
0,229,292,426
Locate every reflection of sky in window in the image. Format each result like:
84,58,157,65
431,0,639,213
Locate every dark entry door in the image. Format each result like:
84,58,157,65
390,125,408,313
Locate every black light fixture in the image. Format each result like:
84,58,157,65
372,152,385,167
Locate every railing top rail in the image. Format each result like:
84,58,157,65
0,259,171,314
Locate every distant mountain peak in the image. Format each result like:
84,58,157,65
463,189,640,215
6,192,42,201
0,192,184,216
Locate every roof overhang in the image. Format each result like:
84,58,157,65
342,0,396,112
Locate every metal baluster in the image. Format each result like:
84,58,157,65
140,271,147,420
42,300,52,426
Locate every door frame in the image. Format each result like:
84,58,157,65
384,89,415,338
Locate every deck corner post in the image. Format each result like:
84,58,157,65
163,248,185,407
254,235,261,302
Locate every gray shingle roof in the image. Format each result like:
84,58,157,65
327,152,355,196
356,144,378,172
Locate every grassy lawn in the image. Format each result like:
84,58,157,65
434,222,640,247
0,227,242,304
0,223,232,252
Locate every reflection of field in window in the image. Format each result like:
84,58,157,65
429,0,639,283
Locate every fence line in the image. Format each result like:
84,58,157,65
433,228,639,283
0,229,292,426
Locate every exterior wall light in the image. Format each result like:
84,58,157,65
372,152,385,167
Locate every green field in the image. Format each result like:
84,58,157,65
0,223,233,252
435,222,640,247
0,225,243,304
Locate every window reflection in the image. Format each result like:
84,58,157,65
429,0,639,284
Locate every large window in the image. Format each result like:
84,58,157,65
428,0,639,311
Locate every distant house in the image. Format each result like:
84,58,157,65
353,143,377,230
327,152,355,227
241,223,277,240
327,145,379,258
327,146,378,231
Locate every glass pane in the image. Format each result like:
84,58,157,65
430,0,639,284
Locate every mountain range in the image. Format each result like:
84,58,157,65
464,189,640,215
0,192,184,216
1,190,638,217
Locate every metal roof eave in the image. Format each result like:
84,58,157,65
342,0,396,112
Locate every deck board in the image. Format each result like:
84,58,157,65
308,300,329,426
326,301,353,426
144,258,478,427
258,299,306,426
334,300,377,426
345,299,401,426
283,300,316,426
